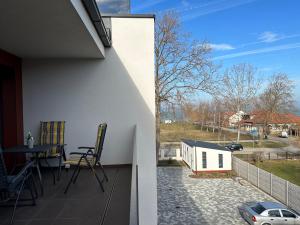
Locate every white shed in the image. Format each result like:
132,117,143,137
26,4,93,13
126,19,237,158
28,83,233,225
181,139,232,173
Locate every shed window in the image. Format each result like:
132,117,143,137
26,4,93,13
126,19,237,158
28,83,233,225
218,154,223,168
202,152,207,168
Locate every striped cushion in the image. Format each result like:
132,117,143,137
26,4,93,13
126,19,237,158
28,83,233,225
39,121,65,157
65,124,105,166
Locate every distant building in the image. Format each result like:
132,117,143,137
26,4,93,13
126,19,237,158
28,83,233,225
181,140,232,174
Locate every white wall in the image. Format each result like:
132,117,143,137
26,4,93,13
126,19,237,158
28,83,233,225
195,147,232,171
22,17,155,165
181,142,232,172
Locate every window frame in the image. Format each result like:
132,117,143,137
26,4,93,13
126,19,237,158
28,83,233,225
202,152,207,169
267,209,282,217
218,154,223,168
281,209,297,218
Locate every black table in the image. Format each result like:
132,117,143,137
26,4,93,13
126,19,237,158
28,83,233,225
3,145,55,195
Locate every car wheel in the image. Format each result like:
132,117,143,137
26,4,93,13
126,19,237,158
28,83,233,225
262,223,271,225
239,148,243,151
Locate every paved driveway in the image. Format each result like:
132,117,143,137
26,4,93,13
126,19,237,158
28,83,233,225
158,167,275,225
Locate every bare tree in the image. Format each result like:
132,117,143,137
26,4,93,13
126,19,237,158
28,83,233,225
257,73,295,134
216,63,260,142
155,11,217,160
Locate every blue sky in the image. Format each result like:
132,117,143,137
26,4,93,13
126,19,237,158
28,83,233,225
131,0,300,109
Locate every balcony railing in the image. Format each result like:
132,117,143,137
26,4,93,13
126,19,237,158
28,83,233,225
82,0,112,47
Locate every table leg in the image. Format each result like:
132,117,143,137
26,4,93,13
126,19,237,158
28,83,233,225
35,155,44,196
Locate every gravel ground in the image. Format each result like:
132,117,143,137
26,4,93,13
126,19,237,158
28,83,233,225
158,167,276,225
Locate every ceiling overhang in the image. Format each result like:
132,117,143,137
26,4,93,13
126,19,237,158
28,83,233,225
0,0,105,59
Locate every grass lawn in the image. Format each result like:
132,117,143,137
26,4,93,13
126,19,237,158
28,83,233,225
254,160,300,186
157,159,185,167
160,122,253,142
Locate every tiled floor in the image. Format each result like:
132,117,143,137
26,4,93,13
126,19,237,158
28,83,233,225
0,166,131,225
158,167,276,225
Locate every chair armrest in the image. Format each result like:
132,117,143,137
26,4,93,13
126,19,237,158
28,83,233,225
10,161,34,184
78,146,95,150
69,152,96,156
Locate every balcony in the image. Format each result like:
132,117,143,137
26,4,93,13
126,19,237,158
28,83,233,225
0,167,131,225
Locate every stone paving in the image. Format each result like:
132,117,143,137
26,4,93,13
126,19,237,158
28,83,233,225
158,167,276,225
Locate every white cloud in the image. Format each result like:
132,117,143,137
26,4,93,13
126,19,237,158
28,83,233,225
213,42,300,60
180,0,257,22
132,0,166,12
209,43,235,51
181,0,190,7
258,31,280,43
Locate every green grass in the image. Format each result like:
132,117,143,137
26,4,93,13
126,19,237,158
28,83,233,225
157,159,185,167
255,160,300,186
160,122,253,142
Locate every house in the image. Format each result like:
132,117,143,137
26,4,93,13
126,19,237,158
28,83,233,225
240,111,300,133
224,111,248,128
181,139,232,173
0,1,156,225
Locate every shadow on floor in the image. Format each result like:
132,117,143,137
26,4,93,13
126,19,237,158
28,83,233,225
0,166,131,225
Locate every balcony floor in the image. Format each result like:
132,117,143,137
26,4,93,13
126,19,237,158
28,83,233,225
0,166,131,225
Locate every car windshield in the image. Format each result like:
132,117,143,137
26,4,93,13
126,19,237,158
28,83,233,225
251,204,266,214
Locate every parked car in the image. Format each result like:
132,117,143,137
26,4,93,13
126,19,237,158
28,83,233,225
279,131,289,138
239,201,300,225
225,143,243,151
249,130,259,137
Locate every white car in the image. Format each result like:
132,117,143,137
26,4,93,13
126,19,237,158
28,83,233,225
239,201,300,225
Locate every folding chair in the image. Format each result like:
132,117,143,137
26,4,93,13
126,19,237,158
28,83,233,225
0,148,37,225
64,123,108,194
39,121,66,182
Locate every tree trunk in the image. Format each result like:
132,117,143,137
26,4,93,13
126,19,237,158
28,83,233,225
237,124,241,143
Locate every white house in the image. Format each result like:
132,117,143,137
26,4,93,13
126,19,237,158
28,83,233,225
181,139,232,173
0,1,156,225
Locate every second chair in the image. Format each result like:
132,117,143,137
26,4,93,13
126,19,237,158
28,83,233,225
64,123,108,194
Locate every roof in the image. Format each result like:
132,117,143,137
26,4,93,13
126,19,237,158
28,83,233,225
259,201,286,210
182,139,230,151
102,14,155,19
239,111,300,126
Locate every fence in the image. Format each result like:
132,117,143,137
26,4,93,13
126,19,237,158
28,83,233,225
232,156,300,213
159,148,182,160
234,152,300,161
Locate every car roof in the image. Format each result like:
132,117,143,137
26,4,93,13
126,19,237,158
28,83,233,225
259,202,286,210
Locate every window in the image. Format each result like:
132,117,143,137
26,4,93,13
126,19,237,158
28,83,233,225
218,154,223,168
251,204,266,214
268,210,281,217
202,152,207,168
282,210,296,218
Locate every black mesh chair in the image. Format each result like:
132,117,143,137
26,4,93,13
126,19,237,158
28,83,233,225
64,123,108,194
0,147,37,224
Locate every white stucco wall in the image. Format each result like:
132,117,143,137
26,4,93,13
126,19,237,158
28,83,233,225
181,142,232,171
195,147,232,171
22,16,155,164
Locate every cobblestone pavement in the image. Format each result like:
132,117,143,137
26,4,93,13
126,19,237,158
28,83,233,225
158,167,276,225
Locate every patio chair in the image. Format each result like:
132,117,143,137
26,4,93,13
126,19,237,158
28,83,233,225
0,147,37,225
64,123,108,194
39,121,66,182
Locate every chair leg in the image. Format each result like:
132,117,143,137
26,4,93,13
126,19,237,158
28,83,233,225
57,154,62,181
10,176,26,225
44,158,56,185
26,178,36,206
30,174,38,199
84,158,104,192
73,167,81,184
98,162,108,182
64,158,82,194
